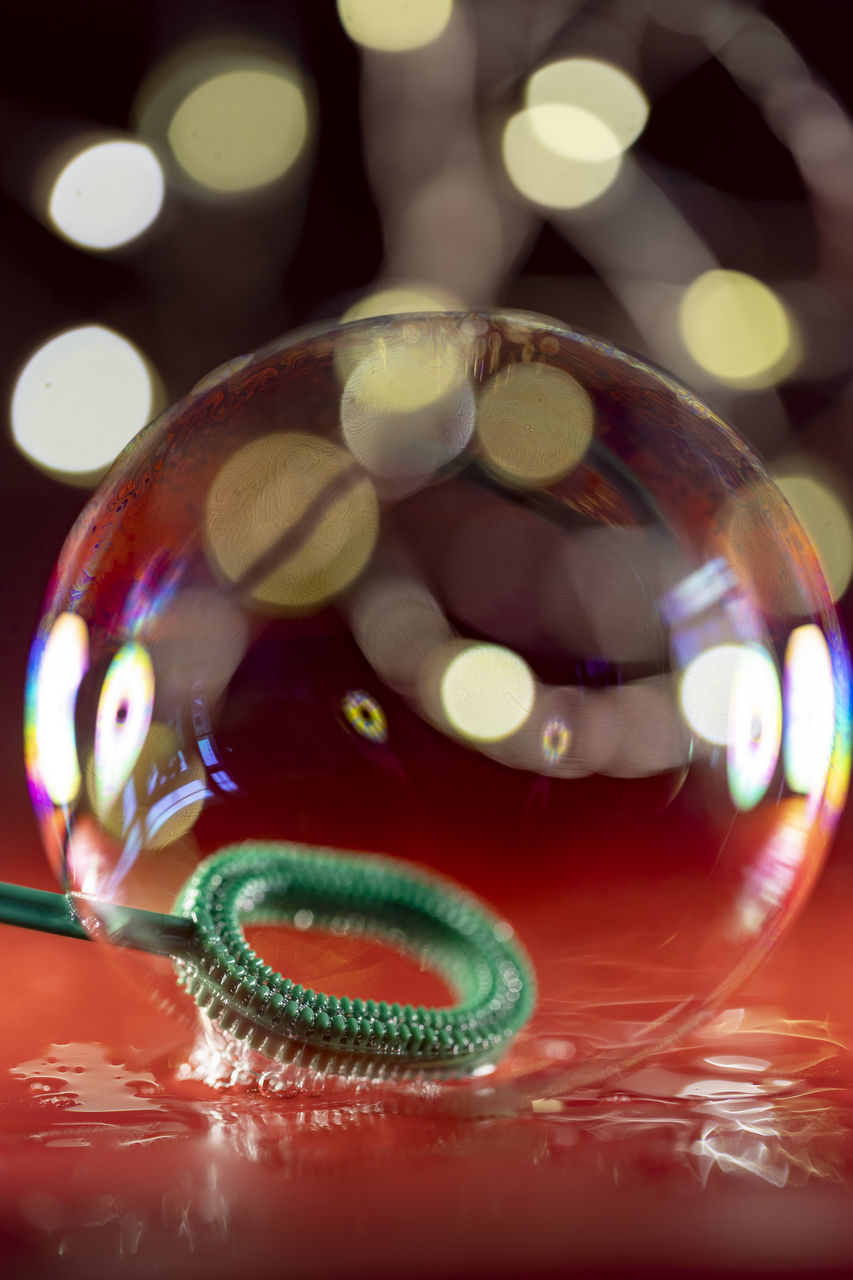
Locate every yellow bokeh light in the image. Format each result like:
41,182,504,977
775,469,853,603
678,270,796,387
440,643,535,743
205,432,379,611
526,59,649,159
476,362,594,486
524,104,620,163
46,139,164,251
342,327,469,417
337,0,453,53
11,325,158,484
168,67,308,193
342,283,464,324
502,107,622,210
341,328,473,483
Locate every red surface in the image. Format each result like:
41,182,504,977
2,815,853,1280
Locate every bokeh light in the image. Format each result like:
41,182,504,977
205,433,379,611
340,325,473,487
774,465,853,603
476,362,594,486
167,67,309,194
46,138,165,251
678,270,797,387
439,642,535,743
502,107,622,210
679,643,757,747
10,325,160,484
337,0,454,54
525,59,649,161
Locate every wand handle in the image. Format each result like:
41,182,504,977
0,881,199,958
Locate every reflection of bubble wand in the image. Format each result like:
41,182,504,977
0,840,535,1080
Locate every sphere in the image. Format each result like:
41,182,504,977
24,311,851,1103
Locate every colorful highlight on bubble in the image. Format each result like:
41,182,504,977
341,690,388,743
783,625,836,799
726,644,782,812
542,717,571,765
94,643,155,818
25,612,90,808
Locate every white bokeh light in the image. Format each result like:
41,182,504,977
11,325,157,481
440,643,535,743
47,139,165,250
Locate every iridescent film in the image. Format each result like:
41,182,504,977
24,311,851,1101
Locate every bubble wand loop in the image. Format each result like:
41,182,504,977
0,840,536,1080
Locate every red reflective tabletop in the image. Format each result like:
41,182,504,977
2,812,853,1280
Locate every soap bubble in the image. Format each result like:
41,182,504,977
24,311,850,1103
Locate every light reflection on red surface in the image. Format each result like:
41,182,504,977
3,828,853,1278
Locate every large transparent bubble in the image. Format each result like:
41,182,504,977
24,311,851,1103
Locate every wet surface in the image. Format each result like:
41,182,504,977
3,841,853,1278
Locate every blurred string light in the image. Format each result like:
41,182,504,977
439,642,535,743
337,0,454,53
10,326,161,485
716,7,853,278
134,40,312,197
502,111,622,210
503,58,647,212
678,270,798,388
352,1,526,313
338,320,474,492
475,0,853,459
476,363,594,486
168,69,308,194
204,433,379,611
525,59,649,161
43,138,164,251
773,462,853,603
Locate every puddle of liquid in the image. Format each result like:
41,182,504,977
2,865,853,1276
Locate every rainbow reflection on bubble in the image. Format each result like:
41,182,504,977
22,310,853,1102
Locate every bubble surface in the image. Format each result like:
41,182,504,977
25,311,850,1102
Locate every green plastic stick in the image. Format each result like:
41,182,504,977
0,841,535,1079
